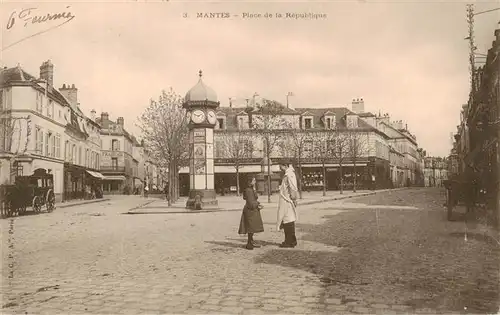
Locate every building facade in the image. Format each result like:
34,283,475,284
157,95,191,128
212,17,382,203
0,61,104,203
451,28,499,228
177,98,423,195
423,157,449,187
96,113,136,194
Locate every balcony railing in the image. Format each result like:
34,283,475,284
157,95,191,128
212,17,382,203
100,166,126,173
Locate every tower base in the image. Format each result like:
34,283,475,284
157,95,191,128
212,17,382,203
186,189,218,210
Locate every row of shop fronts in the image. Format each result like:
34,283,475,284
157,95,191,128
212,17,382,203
176,157,395,196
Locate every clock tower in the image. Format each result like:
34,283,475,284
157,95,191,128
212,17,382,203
183,70,220,210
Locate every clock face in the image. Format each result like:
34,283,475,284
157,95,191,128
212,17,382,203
191,110,206,124
207,110,217,125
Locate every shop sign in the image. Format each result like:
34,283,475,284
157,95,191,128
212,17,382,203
326,168,338,172
102,151,123,157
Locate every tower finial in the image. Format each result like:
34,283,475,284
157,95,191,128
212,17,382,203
199,70,203,78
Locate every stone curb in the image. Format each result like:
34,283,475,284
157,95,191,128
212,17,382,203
126,188,408,215
57,198,111,209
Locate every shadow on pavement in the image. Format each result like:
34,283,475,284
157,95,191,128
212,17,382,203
254,191,500,314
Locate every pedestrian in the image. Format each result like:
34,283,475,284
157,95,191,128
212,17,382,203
276,161,299,248
238,177,264,250
144,185,149,198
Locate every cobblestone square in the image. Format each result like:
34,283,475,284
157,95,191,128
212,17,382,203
1,189,499,314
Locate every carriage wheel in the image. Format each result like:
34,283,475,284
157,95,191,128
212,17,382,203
32,196,42,213
46,190,56,213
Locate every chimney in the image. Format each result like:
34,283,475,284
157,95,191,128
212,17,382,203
117,117,124,127
101,112,109,121
90,109,96,121
39,60,54,87
351,97,365,114
59,83,78,107
229,98,233,108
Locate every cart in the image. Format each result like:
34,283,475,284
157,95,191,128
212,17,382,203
1,168,56,218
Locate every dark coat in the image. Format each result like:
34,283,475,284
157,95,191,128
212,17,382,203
238,187,264,235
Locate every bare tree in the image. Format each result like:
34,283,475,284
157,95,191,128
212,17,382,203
0,113,32,180
249,99,288,203
328,131,350,194
288,128,312,199
137,88,188,206
312,131,338,196
346,130,370,192
217,130,253,196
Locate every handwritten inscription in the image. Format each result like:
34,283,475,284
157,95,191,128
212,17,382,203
6,7,75,30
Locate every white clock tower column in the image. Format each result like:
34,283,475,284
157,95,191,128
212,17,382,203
183,70,219,210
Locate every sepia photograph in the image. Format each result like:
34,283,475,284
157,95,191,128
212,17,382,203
1,0,499,314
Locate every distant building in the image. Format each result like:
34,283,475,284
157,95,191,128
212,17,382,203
95,113,136,194
423,156,449,187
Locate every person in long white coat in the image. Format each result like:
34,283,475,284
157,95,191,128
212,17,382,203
276,162,299,248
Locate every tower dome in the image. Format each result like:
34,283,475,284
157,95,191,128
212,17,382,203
184,70,218,103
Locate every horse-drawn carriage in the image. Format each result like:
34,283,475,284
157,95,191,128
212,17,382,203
1,168,56,218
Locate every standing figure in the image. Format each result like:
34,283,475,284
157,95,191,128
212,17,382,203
276,162,299,248
238,177,264,250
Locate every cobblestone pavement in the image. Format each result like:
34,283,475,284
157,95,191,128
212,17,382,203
1,188,499,314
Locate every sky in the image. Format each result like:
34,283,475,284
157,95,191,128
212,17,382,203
1,0,499,157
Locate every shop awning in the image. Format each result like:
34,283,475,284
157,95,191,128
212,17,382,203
86,170,105,179
103,175,126,181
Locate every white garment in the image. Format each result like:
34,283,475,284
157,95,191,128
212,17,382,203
276,166,299,230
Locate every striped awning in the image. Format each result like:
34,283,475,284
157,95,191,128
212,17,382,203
86,170,105,179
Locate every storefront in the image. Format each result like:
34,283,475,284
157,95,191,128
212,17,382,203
85,170,105,199
102,175,127,194
64,163,85,201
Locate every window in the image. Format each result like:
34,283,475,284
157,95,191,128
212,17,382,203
35,127,43,154
44,132,49,156
47,100,53,118
327,140,336,154
112,158,118,169
238,117,245,129
78,146,82,165
96,153,100,170
217,118,225,129
55,134,61,158
72,144,76,163
304,118,312,129
326,118,331,129
241,139,253,158
85,149,89,167
215,139,224,158
50,133,55,157
112,139,120,151
65,140,69,160
58,110,61,118
36,92,41,112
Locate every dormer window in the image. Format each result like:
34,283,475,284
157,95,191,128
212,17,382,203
304,118,312,129
324,115,335,129
217,117,226,129
346,115,358,128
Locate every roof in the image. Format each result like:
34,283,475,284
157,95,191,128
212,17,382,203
358,112,376,117
215,106,375,131
0,65,70,108
184,72,218,103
